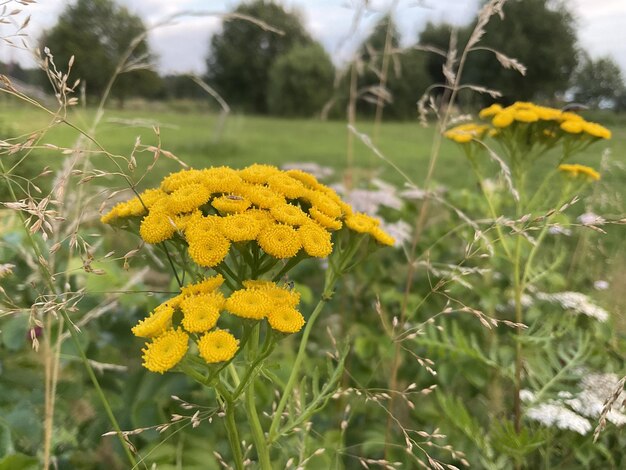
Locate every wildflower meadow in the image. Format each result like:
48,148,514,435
0,0,624,469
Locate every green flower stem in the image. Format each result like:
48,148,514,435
468,157,513,260
0,162,137,468
244,325,273,469
268,268,339,443
223,401,244,470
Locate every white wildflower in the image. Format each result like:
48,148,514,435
567,373,626,426
520,389,535,402
333,184,403,214
526,403,592,435
536,291,609,322
593,280,609,291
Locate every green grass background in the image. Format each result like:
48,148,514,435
3,102,623,193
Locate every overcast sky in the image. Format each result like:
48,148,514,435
1,0,625,75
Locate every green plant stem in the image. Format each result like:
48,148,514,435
244,325,272,469
223,401,244,470
268,270,338,442
513,234,523,434
468,157,513,259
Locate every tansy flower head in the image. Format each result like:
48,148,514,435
187,230,231,267
132,303,175,338
161,169,205,193
492,110,515,128
241,185,285,209
583,122,611,139
345,212,379,234
285,169,321,188
478,103,503,119
444,123,489,144
270,203,310,226
244,208,274,228
202,167,244,194
370,226,395,246
264,285,301,307
267,173,306,199
164,183,211,214
212,194,252,214
198,330,239,363
306,191,343,218
102,187,168,223
267,306,305,334
257,223,302,258
180,274,225,297
298,222,333,258
219,213,262,242
141,328,189,373
560,120,584,134
239,164,281,184
181,293,224,333
558,164,600,181
139,210,177,244
308,207,342,230
225,288,271,320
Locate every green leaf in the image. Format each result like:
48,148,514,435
1,314,29,351
0,453,38,470
0,423,14,458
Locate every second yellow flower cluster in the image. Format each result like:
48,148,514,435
133,274,305,373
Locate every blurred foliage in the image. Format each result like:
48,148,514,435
419,0,578,104
206,0,316,114
41,0,163,105
267,43,335,117
572,54,626,110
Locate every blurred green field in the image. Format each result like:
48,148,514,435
2,102,624,193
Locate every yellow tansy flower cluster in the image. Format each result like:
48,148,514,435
102,165,395,267
133,274,239,373
446,101,611,146
481,102,611,139
226,281,305,334
132,274,309,373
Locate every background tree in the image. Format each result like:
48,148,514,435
571,54,626,109
267,44,334,117
419,0,577,105
206,0,313,114
467,0,577,103
42,0,161,105
355,15,431,120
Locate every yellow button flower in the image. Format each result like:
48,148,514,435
181,293,224,333
267,306,305,334
132,303,175,338
257,223,302,258
187,230,231,267
198,330,239,363
298,222,333,258
141,328,189,373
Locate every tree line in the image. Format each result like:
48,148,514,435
3,0,625,116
